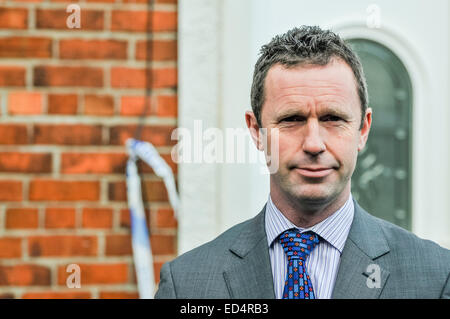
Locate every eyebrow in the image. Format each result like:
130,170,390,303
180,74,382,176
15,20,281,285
276,107,352,120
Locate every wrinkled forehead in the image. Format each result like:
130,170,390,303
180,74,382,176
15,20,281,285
265,60,359,101
263,60,361,116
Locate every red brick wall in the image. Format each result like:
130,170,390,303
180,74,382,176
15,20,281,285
0,0,178,299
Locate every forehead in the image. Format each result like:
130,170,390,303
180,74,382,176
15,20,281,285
263,59,360,114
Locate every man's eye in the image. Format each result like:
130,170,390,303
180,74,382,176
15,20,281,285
321,115,342,122
282,116,305,122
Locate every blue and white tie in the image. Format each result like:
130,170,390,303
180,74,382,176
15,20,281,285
279,229,319,299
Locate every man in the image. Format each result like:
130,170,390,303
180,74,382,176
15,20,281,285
155,26,450,299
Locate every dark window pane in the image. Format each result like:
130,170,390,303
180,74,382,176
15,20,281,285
348,39,413,230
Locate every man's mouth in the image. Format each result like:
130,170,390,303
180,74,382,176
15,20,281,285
294,166,334,178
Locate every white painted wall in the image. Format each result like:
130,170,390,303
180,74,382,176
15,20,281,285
177,0,223,254
178,0,450,253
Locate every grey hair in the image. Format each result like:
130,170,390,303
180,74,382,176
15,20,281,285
250,25,368,129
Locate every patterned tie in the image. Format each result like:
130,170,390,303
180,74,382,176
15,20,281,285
279,229,320,299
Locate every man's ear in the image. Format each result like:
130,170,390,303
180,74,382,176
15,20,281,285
245,110,264,151
358,107,372,152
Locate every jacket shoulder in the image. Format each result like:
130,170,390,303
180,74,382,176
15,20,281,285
376,214,449,256
174,215,256,264
356,208,450,297
156,213,262,298
366,211,450,274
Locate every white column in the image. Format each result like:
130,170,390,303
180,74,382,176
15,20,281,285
178,0,223,254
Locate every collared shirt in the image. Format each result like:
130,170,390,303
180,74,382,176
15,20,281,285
265,193,354,299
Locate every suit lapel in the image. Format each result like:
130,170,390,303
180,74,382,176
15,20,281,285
222,200,391,299
223,205,276,299
332,200,390,299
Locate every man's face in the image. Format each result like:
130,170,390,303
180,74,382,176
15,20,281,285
247,59,372,208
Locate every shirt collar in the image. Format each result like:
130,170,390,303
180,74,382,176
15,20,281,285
265,193,354,254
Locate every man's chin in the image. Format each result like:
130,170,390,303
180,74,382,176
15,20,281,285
295,194,330,206
287,188,335,207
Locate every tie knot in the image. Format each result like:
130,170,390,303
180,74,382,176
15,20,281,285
278,230,319,261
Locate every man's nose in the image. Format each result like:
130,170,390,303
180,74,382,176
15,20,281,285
302,119,326,156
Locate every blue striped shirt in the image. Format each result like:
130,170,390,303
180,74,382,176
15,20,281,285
265,194,354,299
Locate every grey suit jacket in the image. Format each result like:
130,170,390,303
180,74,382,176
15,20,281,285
155,200,450,298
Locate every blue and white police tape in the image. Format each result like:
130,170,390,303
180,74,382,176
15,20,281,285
126,138,179,299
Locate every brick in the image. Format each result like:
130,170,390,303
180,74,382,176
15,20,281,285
154,261,164,283
33,124,103,145
111,11,176,32
28,235,97,257
124,0,177,3
150,234,176,255
155,95,177,117
0,8,28,29
140,180,173,202
0,124,28,144
108,181,129,202
57,263,128,285
105,234,132,256
110,10,148,32
0,37,52,58
34,65,103,87
155,208,177,228
0,181,22,201
84,94,114,116
152,11,177,32
60,39,127,60
0,66,26,86
119,209,130,228
109,125,176,146
29,180,100,201
0,265,51,286
120,96,151,116
36,9,103,30
22,291,91,299
111,67,177,89
0,238,22,258
61,152,127,174
0,152,52,173
8,91,43,115
48,94,78,115
110,67,147,89
136,40,177,61
108,180,168,202
45,208,76,228
5,208,39,229
155,0,177,3
152,68,177,89
119,208,150,229
99,291,138,299
82,208,113,228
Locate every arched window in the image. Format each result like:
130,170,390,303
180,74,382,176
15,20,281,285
347,39,413,230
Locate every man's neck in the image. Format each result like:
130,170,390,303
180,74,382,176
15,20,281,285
269,185,351,228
